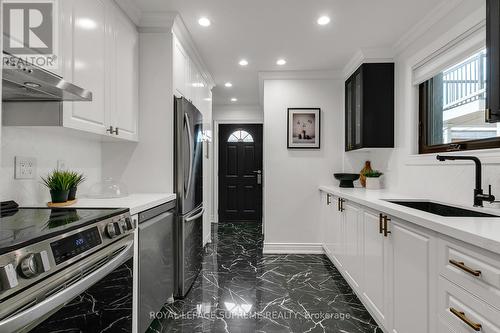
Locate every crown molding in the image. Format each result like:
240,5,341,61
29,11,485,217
113,0,141,26
342,48,394,79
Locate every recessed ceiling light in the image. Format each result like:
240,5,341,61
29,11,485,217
198,17,211,27
231,98,238,102
225,82,233,88
317,16,331,25
239,59,249,66
276,58,287,66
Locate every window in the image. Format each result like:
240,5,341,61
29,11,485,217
227,130,254,143
419,48,500,153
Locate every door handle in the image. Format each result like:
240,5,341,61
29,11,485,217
253,170,262,184
326,194,332,206
383,216,391,237
379,213,384,234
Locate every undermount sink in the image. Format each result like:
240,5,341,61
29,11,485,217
385,200,499,218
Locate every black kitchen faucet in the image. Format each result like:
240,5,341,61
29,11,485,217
436,155,495,207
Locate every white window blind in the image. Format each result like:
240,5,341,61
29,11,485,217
412,22,486,85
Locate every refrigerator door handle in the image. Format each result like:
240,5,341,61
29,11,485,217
184,113,194,199
185,207,205,222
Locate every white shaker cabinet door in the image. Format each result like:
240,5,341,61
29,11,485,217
173,37,188,99
110,8,139,141
62,0,108,135
362,210,390,328
389,219,435,333
342,201,362,289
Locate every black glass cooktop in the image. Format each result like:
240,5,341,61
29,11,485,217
0,207,128,255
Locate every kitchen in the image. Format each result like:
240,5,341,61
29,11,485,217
1,0,500,332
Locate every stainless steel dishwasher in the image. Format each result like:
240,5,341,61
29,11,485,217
137,200,176,332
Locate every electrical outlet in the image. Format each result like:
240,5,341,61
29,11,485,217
15,156,36,179
57,160,67,170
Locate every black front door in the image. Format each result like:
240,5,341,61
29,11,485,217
219,124,263,222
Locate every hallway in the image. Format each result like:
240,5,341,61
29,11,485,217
147,223,381,332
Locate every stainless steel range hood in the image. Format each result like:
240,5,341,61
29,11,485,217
2,53,92,102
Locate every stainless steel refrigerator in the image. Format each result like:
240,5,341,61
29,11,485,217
174,97,204,298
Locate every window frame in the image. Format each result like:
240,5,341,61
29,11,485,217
419,80,500,154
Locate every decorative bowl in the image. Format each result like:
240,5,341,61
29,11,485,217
333,173,360,188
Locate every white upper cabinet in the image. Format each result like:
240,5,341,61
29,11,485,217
173,36,188,99
61,0,108,135
173,33,212,114
60,0,139,141
109,3,139,141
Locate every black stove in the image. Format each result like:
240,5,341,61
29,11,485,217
0,206,128,255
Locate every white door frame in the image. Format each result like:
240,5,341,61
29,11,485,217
213,120,264,224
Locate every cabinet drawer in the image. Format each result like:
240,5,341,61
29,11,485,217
439,277,500,332
439,237,500,310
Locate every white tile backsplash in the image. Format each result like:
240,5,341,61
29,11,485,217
0,126,102,205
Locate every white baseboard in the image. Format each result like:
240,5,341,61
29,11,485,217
263,243,325,254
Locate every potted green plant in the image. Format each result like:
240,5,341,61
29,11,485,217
66,171,86,201
41,170,73,203
364,170,384,190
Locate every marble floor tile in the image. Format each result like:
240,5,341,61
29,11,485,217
147,223,382,333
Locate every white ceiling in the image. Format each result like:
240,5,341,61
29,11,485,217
125,0,449,106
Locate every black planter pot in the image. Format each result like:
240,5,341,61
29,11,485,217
68,187,78,201
50,190,69,203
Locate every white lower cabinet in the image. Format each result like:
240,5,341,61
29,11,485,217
438,276,500,333
389,218,435,333
343,201,363,289
321,192,437,333
362,209,390,328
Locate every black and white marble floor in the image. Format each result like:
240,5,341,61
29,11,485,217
147,223,382,333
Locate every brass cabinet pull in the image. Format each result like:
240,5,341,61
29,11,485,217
383,216,391,237
450,308,482,331
339,199,345,212
326,194,332,206
379,213,384,234
449,259,481,277
337,198,341,211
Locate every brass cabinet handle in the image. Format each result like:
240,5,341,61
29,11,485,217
339,199,345,212
337,198,341,211
326,194,332,206
383,216,391,237
379,213,384,234
450,308,482,331
449,259,481,277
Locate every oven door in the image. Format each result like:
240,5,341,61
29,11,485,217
0,235,134,333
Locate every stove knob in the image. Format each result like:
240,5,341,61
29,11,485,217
125,217,133,230
0,263,18,291
106,222,117,239
20,251,51,278
118,219,127,232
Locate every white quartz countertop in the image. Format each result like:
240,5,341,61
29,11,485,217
319,185,500,255
28,193,176,215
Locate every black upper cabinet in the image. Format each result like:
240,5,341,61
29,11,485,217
345,63,395,152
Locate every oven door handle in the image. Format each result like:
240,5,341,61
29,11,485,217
0,237,134,333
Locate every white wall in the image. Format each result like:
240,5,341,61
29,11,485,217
342,1,496,208
213,104,263,122
263,79,343,251
0,127,102,204
102,32,174,194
